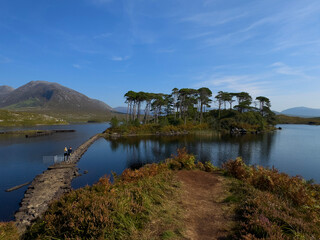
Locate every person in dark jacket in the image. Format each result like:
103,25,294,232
68,147,73,158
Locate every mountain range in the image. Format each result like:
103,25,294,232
1,81,320,119
0,86,14,97
0,81,112,115
280,107,320,117
113,106,144,115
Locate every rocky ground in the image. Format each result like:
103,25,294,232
14,134,101,233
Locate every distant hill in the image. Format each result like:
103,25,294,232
113,106,144,115
113,106,128,114
272,110,281,115
281,107,320,117
0,81,112,115
0,85,14,97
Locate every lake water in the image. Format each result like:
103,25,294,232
1,124,320,221
0,123,109,221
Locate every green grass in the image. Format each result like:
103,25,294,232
223,158,320,239
23,164,184,239
4,98,42,110
161,230,177,239
105,122,210,136
277,114,320,125
0,109,67,127
0,222,20,240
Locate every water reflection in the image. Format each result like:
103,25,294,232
73,125,320,201
106,132,276,169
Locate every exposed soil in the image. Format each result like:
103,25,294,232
176,170,235,240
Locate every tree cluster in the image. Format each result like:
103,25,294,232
123,88,275,129
124,88,212,124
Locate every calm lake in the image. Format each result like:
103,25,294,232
1,124,320,221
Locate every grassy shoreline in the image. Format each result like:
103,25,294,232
277,114,320,125
1,150,320,239
104,122,210,136
103,122,277,138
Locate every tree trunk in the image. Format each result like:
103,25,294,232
200,102,203,124
126,102,130,123
137,101,141,122
129,101,133,121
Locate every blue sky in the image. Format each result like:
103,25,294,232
1,0,320,111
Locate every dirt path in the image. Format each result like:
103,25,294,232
176,170,235,240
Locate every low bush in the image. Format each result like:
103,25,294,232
224,159,320,239
105,122,210,136
0,222,19,240
24,148,216,239
25,164,173,239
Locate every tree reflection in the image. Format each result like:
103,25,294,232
104,132,276,169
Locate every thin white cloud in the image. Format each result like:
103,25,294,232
194,73,272,97
273,39,320,52
203,31,255,47
93,33,112,39
270,62,313,79
186,31,214,40
181,10,247,27
72,64,81,69
111,56,130,61
156,48,175,53
88,0,113,5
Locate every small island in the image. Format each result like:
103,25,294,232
105,88,277,137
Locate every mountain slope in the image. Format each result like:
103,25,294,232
0,109,67,127
0,85,14,97
113,106,144,115
113,106,128,114
0,81,112,114
281,107,320,117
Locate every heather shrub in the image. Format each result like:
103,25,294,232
204,161,215,172
196,161,205,171
24,148,218,239
105,122,210,136
24,164,174,239
166,159,182,170
165,148,196,170
222,157,250,180
233,182,320,239
161,125,180,133
223,158,318,206
225,159,320,239
0,222,19,240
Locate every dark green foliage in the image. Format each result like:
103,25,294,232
123,88,275,132
206,109,273,131
110,116,120,128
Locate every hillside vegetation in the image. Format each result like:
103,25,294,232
277,114,320,125
0,109,67,127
